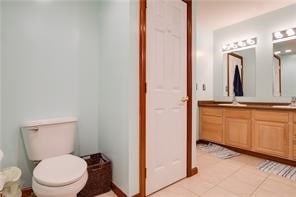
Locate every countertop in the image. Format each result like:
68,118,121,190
198,101,296,111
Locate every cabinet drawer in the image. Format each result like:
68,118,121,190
224,109,251,119
294,113,296,123
254,110,289,123
201,115,223,124
200,107,222,117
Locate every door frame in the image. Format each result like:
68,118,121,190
273,54,282,96
139,0,195,196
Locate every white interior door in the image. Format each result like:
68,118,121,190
146,0,187,195
228,54,243,96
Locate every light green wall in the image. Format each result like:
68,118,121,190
213,4,296,102
1,1,100,187
97,0,130,194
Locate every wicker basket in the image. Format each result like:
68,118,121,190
78,153,112,197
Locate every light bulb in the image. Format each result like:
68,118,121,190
222,44,229,50
274,51,281,55
286,29,295,36
274,32,283,39
246,39,255,45
238,41,246,47
230,43,237,49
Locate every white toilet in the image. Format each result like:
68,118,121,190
21,118,88,197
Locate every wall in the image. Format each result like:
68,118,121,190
196,29,214,100
213,4,296,102
97,0,136,195
1,1,100,187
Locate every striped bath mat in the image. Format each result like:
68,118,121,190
200,143,240,159
257,160,296,181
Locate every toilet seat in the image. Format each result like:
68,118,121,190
33,154,87,187
32,171,88,197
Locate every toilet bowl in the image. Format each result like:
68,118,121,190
32,154,88,197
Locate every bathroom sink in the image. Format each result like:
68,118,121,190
272,105,296,109
218,103,247,107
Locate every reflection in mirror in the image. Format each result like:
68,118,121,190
223,48,256,97
273,39,296,96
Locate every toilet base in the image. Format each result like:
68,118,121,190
32,172,88,197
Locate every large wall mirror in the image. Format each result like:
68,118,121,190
223,46,256,97
273,28,296,97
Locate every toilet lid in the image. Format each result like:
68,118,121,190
33,154,87,187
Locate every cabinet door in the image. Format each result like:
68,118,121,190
225,118,251,149
200,115,223,143
253,120,289,158
294,123,296,160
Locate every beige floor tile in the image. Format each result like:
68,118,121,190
201,186,238,197
218,175,258,197
96,191,117,197
233,154,264,167
197,154,222,171
259,177,296,197
150,183,199,197
178,175,214,196
197,160,242,185
230,166,267,187
251,188,281,197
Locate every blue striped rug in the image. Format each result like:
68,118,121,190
200,143,240,159
257,160,296,181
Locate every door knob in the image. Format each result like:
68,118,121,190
181,96,189,102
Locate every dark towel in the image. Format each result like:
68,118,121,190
233,65,243,96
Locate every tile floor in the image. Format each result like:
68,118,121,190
99,145,296,197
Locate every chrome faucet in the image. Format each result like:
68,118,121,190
291,96,296,107
232,95,238,105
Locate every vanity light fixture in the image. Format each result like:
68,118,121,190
273,27,296,43
222,37,257,53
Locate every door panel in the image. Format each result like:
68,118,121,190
146,0,187,195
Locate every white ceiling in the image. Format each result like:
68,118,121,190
196,0,296,30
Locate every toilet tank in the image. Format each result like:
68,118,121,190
21,117,77,161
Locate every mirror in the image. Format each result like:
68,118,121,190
223,48,256,97
273,39,296,96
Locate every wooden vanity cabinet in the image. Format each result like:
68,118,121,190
224,109,251,149
252,110,290,159
294,113,296,160
200,107,223,144
199,105,296,161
